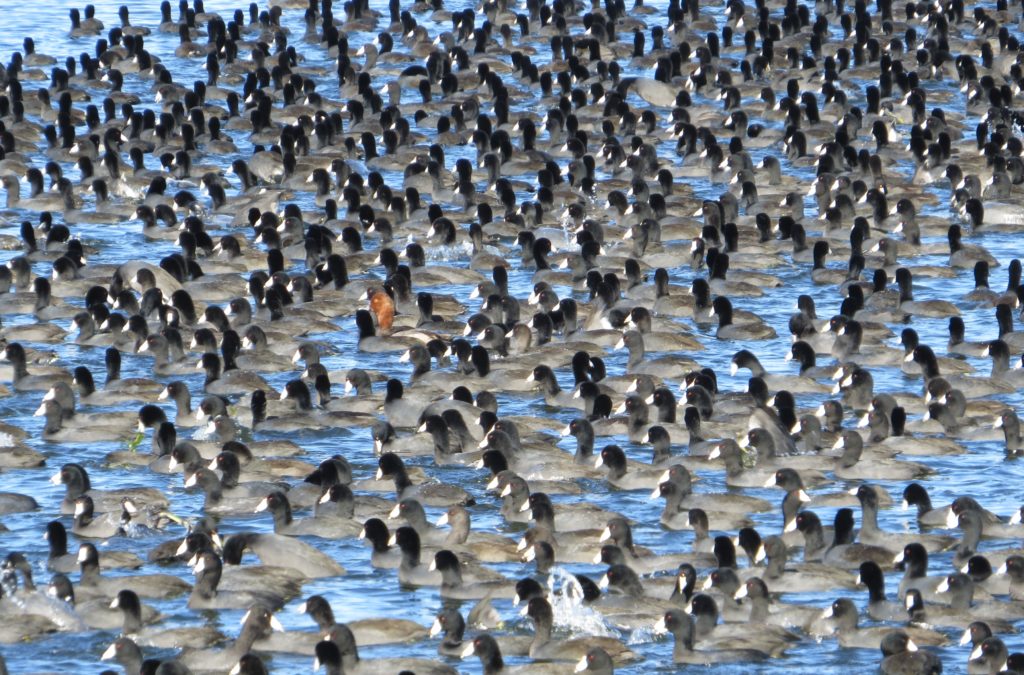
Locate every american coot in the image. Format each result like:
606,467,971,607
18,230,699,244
254,491,360,539
817,598,946,649
50,462,168,514
856,561,908,622
1,554,84,631
760,535,857,593
71,495,124,539
111,589,224,648
221,533,345,579
968,637,1009,675
856,485,955,553
733,577,820,630
896,543,951,602
35,398,133,442
75,543,191,600
185,468,265,516
258,593,427,656
901,483,952,527
44,520,141,572
100,637,189,675
304,595,426,646
904,587,1015,634
187,551,286,610
461,633,561,675
595,444,665,490
389,526,442,587
430,549,510,600
576,648,616,675
654,609,773,664
434,504,520,563
317,622,457,675
358,518,402,569
388,498,446,545
1,342,71,391
176,604,286,672
712,297,776,340
431,607,489,658
686,593,797,654
523,596,639,663
879,630,943,675
376,452,474,506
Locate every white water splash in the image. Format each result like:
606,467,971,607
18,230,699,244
423,243,465,263
545,567,618,638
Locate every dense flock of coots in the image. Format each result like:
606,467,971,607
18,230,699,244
2,0,1024,673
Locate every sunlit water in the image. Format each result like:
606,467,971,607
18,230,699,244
0,1,1021,673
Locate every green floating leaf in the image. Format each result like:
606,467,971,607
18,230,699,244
125,432,144,453
158,511,186,527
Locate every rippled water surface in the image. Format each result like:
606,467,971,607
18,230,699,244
1,0,1023,673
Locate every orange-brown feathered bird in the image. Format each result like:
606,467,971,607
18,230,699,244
368,287,395,332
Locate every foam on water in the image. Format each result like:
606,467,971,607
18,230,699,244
545,567,620,638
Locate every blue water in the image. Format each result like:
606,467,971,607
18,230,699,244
0,1,1021,673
